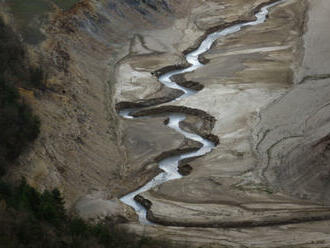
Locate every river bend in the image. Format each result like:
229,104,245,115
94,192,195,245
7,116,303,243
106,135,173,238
119,0,285,225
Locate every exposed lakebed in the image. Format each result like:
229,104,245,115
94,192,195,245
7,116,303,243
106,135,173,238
119,0,286,225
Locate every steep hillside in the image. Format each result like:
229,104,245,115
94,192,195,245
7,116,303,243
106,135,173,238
1,0,194,217
2,0,330,247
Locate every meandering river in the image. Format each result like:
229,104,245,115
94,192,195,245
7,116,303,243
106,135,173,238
119,0,285,224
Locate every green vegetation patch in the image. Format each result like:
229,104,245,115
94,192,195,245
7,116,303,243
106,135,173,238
0,18,42,176
0,17,170,248
0,79,40,173
6,0,51,44
0,179,171,248
8,0,52,23
51,0,81,11
4,0,81,44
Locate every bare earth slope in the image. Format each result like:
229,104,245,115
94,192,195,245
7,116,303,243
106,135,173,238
1,0,194,217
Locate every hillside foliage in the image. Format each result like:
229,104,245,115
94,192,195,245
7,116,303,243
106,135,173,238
0,17,169,248
0,18,41,176
0,179,169,248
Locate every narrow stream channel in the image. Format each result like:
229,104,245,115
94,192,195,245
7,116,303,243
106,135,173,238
119,0,285,225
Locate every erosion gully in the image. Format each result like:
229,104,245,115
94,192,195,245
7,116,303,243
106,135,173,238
119,0,286,225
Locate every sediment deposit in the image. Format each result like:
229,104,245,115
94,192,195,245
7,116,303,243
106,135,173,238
3,0,330,246
117,0,330,246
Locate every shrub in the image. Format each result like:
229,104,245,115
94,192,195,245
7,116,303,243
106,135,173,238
0,74,40,173
29,66,47,89
0,17,46,90
0,17,43,175
0,82,40,163
0,180,170,248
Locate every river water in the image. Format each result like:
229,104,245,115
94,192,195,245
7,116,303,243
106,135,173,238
119,0,285,224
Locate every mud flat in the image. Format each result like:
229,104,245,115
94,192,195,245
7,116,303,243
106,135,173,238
118,0,330,247
138,0,309,226
254,0,330,205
